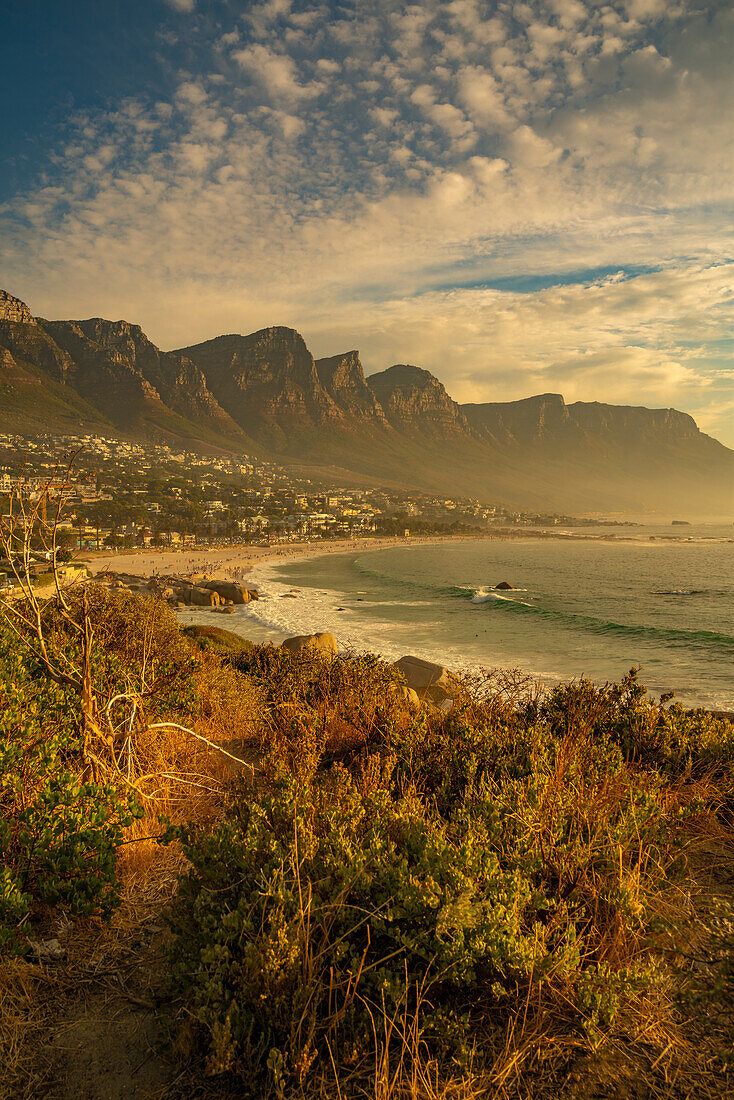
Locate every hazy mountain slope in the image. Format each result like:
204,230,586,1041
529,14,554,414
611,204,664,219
2,286,733,514
176,328,343,445
0,344,114,436
462,394,734,513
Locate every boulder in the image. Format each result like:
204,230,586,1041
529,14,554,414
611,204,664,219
393,655,456,709
281,632,338,658
201,580,253,605
387,683,420,708
494,581,517,590
181,585,223,607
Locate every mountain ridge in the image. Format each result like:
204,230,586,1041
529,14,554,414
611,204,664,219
1,289,732,514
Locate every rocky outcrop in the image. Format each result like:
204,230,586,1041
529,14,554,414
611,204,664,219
176,327,342,442
200,580,256,604
281,632,338,658
0,290,35,325
368,364,469,438
393,655,457,710
179,585,223,607
315,351,388,424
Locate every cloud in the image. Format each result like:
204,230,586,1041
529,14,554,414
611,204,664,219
3,0,734,441
233,43,322,105
164,0,196,12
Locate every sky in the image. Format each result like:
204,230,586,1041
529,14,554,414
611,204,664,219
1,0,733,441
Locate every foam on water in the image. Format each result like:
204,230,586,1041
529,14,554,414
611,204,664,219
176,532,734,710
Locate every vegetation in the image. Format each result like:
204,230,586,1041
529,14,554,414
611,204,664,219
1,575,734,1097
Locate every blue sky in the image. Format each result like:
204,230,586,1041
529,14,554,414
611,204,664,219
1,0,733,441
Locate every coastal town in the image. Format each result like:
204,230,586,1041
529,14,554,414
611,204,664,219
0,431,618,556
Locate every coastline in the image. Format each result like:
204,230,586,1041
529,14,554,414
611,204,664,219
89,522,734,581
91,533,469,581
90,532,734,712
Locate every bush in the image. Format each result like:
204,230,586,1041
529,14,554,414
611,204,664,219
167,774,544,1086
532,668,734,779
232,644,416,764
0,623,142,952
166,677,685,1092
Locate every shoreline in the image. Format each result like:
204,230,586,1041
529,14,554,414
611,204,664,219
91,533,487,580
90,533,734,713
89,524,734,580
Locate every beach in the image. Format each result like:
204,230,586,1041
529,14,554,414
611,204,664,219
91,533,470,582
92,528,734,711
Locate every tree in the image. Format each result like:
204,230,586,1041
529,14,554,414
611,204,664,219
0,462,110,775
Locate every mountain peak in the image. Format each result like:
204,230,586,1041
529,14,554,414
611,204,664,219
368,363,469,436
315,351,388,423
369,363,439,388
177,325,341,443
0,290,36,325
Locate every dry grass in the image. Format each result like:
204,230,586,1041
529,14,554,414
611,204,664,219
0,961,46,1100
4,589,734,1099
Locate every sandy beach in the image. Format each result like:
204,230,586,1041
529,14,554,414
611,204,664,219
91,534,467,581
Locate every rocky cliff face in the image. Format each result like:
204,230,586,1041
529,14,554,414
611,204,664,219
0,290,35,325
1,285,732,513
315,351,388,424
177,327,342,442
39,319,166,425
464,393,574,445
368,364,469,436
65,318,242,436
464,394,708,454
0,317,74,383
568,401,702,445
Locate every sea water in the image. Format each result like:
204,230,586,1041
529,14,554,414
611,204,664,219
187,530,734,711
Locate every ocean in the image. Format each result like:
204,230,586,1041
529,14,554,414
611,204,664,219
181,529,734,711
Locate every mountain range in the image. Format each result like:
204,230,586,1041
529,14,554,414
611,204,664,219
1,287,732,515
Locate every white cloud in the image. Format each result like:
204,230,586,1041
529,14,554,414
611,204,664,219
505,125,561,168
3,0,734,442
233,43,323,105
457,67,512,127
164,0,196,12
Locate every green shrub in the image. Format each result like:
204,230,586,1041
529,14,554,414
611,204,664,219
167,773,544,1085
0,624,142,952
183,625,254,655
233,644,416,766
166,714,677,1090
532,668,734,779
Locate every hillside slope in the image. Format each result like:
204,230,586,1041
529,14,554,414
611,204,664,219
2,287,733,514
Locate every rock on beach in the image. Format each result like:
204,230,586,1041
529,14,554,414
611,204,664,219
281,632,338,658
